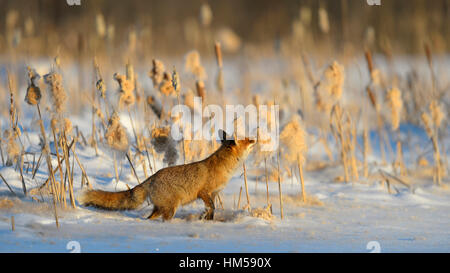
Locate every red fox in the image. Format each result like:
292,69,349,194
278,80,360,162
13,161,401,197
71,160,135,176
78,130,256,221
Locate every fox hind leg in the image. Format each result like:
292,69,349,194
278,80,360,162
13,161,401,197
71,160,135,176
147,206,162,220
161,206,177,221
199,192,215,220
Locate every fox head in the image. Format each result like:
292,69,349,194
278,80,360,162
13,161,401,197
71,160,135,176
219,130,256,158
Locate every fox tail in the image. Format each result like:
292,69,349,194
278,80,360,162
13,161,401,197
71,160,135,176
78,183,148,210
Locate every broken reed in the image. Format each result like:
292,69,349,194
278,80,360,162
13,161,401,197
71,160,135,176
365,49,387,164
422,111,442,186
243,163,251,211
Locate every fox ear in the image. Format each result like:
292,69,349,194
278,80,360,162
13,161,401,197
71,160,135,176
219,130,235,145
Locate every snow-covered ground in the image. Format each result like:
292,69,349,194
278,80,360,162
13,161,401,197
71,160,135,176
0,56,449,253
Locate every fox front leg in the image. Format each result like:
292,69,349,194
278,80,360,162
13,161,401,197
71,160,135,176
198,192,215,220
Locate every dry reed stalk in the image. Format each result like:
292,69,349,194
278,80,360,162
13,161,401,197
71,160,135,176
242,163,251,212
424,43,437,96
349,120,359,181
10,215,15,231
331,105,350,182
297,154,306,202
51,121,66,208
214,42,224,99
319,134,333,161
61,132,75,208
216,194,224,210
0,173,16,196
421,112,442,185
363,126,370,178
126,151,140,184
113,151,120,186
237,186,243,209
70,140,91,188
394,141,406,176
18,153,27,196
36,103,59,202
276,149,284,220
264,157,270,209
364,50,387,164
172,67,186,165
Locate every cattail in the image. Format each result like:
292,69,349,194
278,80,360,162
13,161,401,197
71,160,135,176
215,28,241,53
280,114,309,202
24,17,34,37
324,61,345,100
4,130,20,166
315,61,344,113
184,50,206,80
96,78,106,99
386,87,403,131
114,73,135,108
214,42,223,68
96,13,106,38
300,7,312,25
159,72,175,96
25,83,41,106
199,3,213,27
151,126,179,166
429,100,444,129
318,7,330,34
366,86,377,109
105,112,129,152
421,112,433,138
280,114,307,165
149,59,165,88
126,61,135,85
146,95,162,119
43,72,67,114
64,118,73,136
195,80,206,103
172,67,181,93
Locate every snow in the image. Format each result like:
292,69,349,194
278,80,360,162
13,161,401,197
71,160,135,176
0,56,449,253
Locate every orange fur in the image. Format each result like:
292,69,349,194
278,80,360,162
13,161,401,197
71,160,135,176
79,131,255,221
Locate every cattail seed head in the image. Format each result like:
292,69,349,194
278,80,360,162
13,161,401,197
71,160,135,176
25,67,41,105
96,78,106,98
159,72,175,96
324,61,345,100
280,115,308,165
44,72,67,114
105,112,129,152
146,95,162,119
114,73,135,108
195,80,206,103
149,59,165,88
429,100,444,129
421,112,433,138
184,50,206,80
214,42,223,68
199,3,213,27
151,126,179,166
386,87,403,131
25,84,41,105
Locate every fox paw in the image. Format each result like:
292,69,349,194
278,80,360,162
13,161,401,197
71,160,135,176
200,211,214,221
